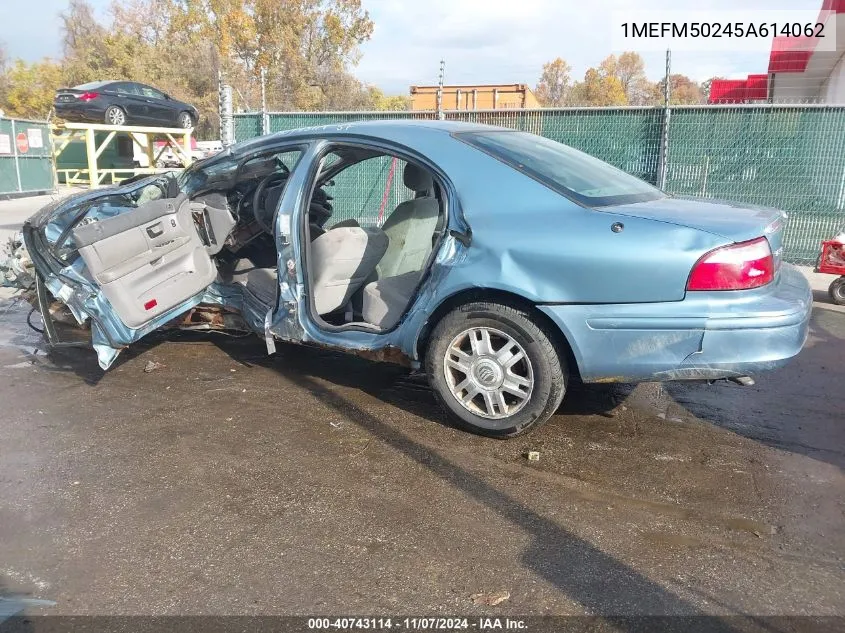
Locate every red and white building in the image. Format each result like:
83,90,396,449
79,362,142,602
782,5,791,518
709,0,845,103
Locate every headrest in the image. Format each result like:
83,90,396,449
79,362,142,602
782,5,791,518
403,163,433,193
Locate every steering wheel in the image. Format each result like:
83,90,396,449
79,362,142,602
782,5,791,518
251,171,289,234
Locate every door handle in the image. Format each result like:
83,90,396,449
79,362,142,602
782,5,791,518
146,223,164,238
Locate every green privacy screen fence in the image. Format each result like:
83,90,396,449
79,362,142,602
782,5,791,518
233,105,845,265
0,117,55,197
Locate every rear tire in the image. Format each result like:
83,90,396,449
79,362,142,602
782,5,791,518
105,106,126,126
829,276,845,305
178,112,194,129
425,301,567,438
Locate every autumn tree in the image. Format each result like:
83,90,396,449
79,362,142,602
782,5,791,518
171,0,374,111
368,86,410,111
535,58,572,107
700,77,724,103
657,74,704,105
0,0,377,134
1,59,63,119
571,68,627,106
599,52,654,105
563,53,656,107
0,37,64,118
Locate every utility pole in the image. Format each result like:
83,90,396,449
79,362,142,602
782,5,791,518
436,60,446,120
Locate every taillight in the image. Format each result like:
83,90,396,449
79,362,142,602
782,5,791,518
687,237,774,291
78,92,99,101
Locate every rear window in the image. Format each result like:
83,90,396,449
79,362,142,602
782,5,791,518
73,81,109,90
458,130,665,207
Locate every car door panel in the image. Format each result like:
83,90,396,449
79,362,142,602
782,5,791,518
137,86,174,125
73,194,216,328
126,96,149,122
145,97,172,124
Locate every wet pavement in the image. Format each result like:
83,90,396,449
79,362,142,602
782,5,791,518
0,193,844,617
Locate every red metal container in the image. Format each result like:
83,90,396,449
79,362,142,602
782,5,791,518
815,238,845,305
817,240,845,276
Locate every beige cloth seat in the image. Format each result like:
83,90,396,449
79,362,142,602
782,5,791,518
360,271,422,329
376,164,440,278
310,226,388,315
360,163,441,328
245,226,387,313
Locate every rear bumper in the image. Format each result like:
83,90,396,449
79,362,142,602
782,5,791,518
54,102,103,122
538,264,812,383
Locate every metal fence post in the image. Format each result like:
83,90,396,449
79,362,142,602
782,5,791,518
260,68,269,135
218,70,235,146
436,60,445,121
656,49,672,189
10,119,22,193
220,85,234,146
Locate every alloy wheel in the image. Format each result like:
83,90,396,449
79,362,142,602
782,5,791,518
108,107,126,126
443,326,534,419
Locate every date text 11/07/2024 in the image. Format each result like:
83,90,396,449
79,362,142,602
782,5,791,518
307,617,528,630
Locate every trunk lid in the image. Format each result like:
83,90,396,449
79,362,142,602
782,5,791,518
600,196,786,264
54,85,112,102
55,88,95,102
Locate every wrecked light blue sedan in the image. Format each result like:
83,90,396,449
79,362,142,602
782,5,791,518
16,120,812,437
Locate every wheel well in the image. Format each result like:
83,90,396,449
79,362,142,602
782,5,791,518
416,288,582,382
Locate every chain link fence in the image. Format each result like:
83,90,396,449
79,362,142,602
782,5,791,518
233,105,845,264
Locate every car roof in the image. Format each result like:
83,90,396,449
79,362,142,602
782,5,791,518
284,118,506,137
228,119,512,157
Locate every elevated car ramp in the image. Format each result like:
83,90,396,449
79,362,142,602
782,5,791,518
52,121,195,188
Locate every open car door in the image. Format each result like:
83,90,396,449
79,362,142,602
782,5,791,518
71,193,218,329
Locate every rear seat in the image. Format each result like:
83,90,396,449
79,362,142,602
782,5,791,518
360,271,422,329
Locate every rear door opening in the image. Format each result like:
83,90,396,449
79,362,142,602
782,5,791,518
301,144,447,333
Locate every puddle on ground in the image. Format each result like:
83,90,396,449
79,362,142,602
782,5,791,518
0,296,51,363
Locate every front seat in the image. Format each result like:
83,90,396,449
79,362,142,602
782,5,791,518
245,226,387,314
376,163,441,278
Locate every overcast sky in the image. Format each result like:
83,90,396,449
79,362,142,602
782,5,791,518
0,0,825,94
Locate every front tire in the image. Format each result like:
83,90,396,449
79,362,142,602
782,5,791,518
829,276,845,305
104,105,126,126
425,301,567,438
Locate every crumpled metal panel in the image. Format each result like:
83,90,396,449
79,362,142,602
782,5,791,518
0,233,35,290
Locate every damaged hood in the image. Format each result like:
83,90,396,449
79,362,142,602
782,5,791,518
25,189,94,230
599,196,786,246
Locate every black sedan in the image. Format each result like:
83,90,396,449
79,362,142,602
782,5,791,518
54,81,199,129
